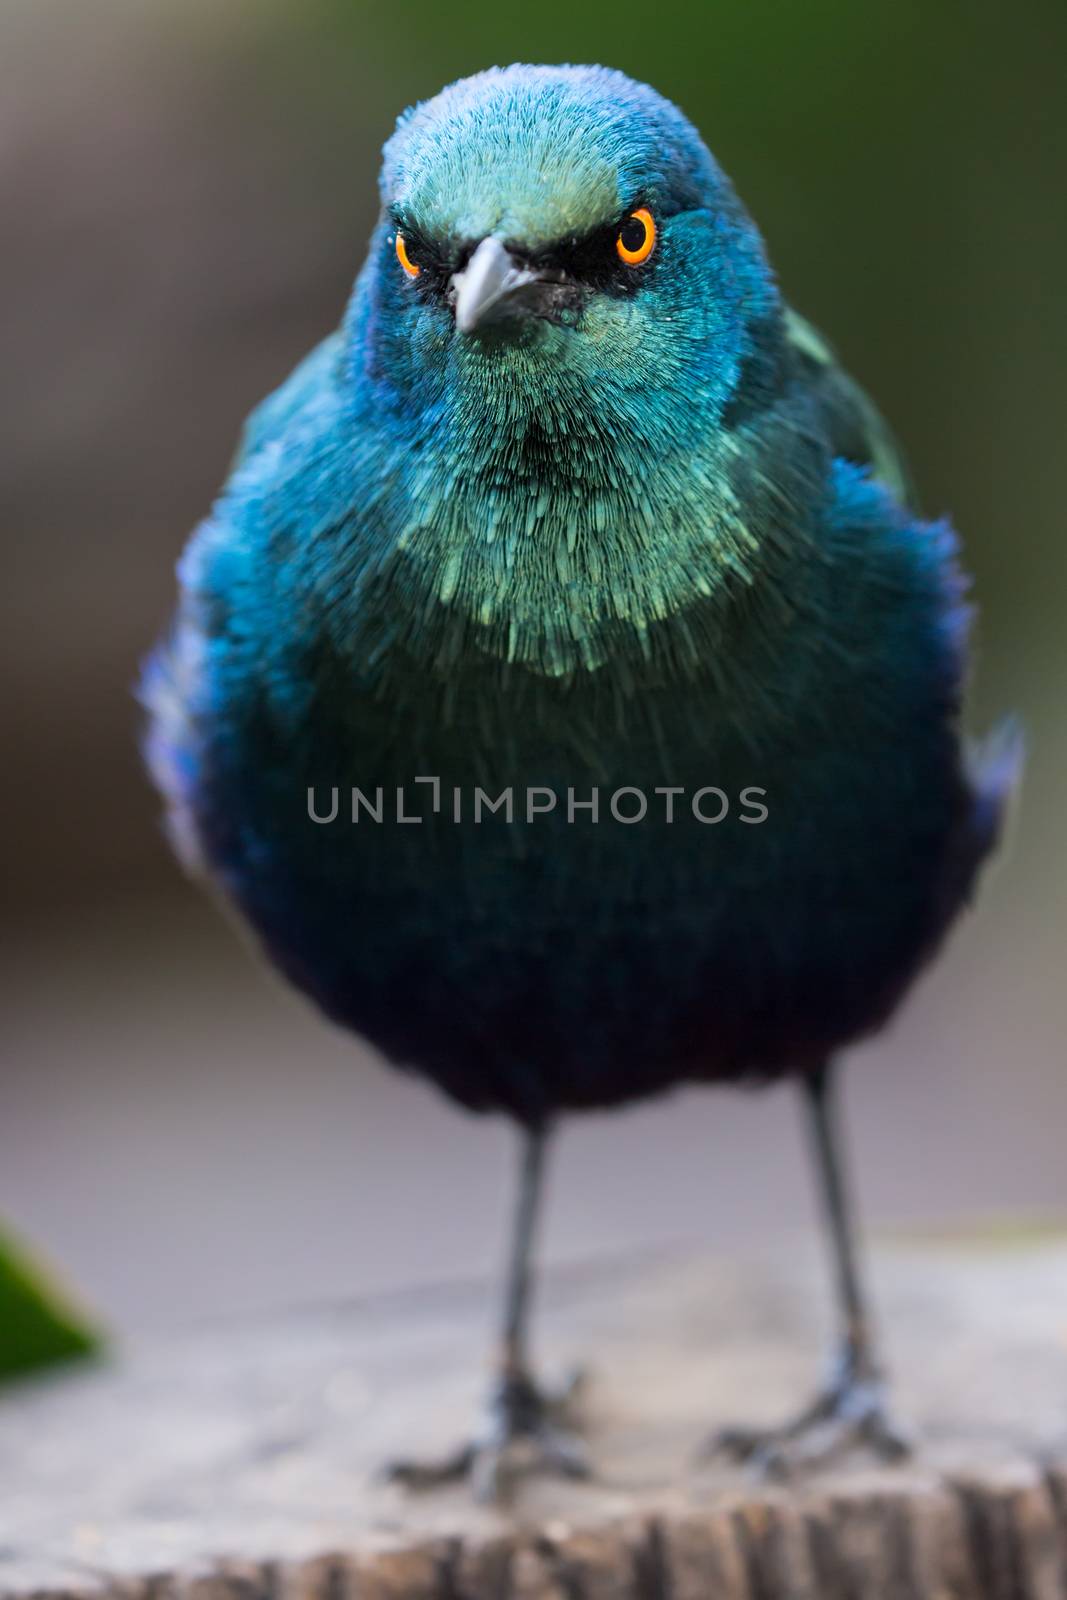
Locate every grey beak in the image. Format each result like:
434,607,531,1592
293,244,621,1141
451,236,538,334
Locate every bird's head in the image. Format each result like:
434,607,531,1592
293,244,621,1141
360,64,778,438
343,66,798,678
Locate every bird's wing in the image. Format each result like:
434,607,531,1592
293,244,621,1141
785,311,1025,894
229,329,345,473
143,330,347,877
784,307,917,509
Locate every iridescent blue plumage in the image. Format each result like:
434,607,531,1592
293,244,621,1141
143,64,1017,1485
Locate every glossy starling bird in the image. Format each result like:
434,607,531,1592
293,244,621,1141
144,64,1018,1496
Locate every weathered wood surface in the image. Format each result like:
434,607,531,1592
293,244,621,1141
3,1236,1067,1598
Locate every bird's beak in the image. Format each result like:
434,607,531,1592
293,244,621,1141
451,236,539,334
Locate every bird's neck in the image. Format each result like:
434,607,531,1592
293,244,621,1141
350,384,777,682
342,279,816,683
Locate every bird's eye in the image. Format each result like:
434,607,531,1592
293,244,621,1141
616,207,656,266
395,231,421,277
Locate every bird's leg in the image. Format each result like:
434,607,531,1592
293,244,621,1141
388,1123,589,1500
713,1059,910,1477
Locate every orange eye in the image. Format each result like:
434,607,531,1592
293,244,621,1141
616,207,656,266
395,231,420,277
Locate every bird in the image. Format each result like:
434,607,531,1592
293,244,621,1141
143,62,1019,1498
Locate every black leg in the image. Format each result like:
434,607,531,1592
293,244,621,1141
388,1123,589,1499
713,1060,910,1475
805,1058,877,1384
500,1119,547,1384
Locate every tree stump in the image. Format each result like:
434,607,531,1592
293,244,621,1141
3,1234,1067,1598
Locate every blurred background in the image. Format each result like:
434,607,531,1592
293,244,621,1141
2,0,1064,1337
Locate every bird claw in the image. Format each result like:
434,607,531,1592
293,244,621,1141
709,1369,910,1479
385,1368,591,1502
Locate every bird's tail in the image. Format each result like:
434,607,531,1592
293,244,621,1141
965,713,1026,872
137,608,208,877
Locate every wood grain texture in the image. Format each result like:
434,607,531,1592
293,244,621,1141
3,1236,1067,1598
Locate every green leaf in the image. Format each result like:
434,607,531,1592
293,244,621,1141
0,1225,100,1386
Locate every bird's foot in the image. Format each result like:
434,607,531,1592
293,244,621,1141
709,1360,910,1479
386,1367,590,1502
